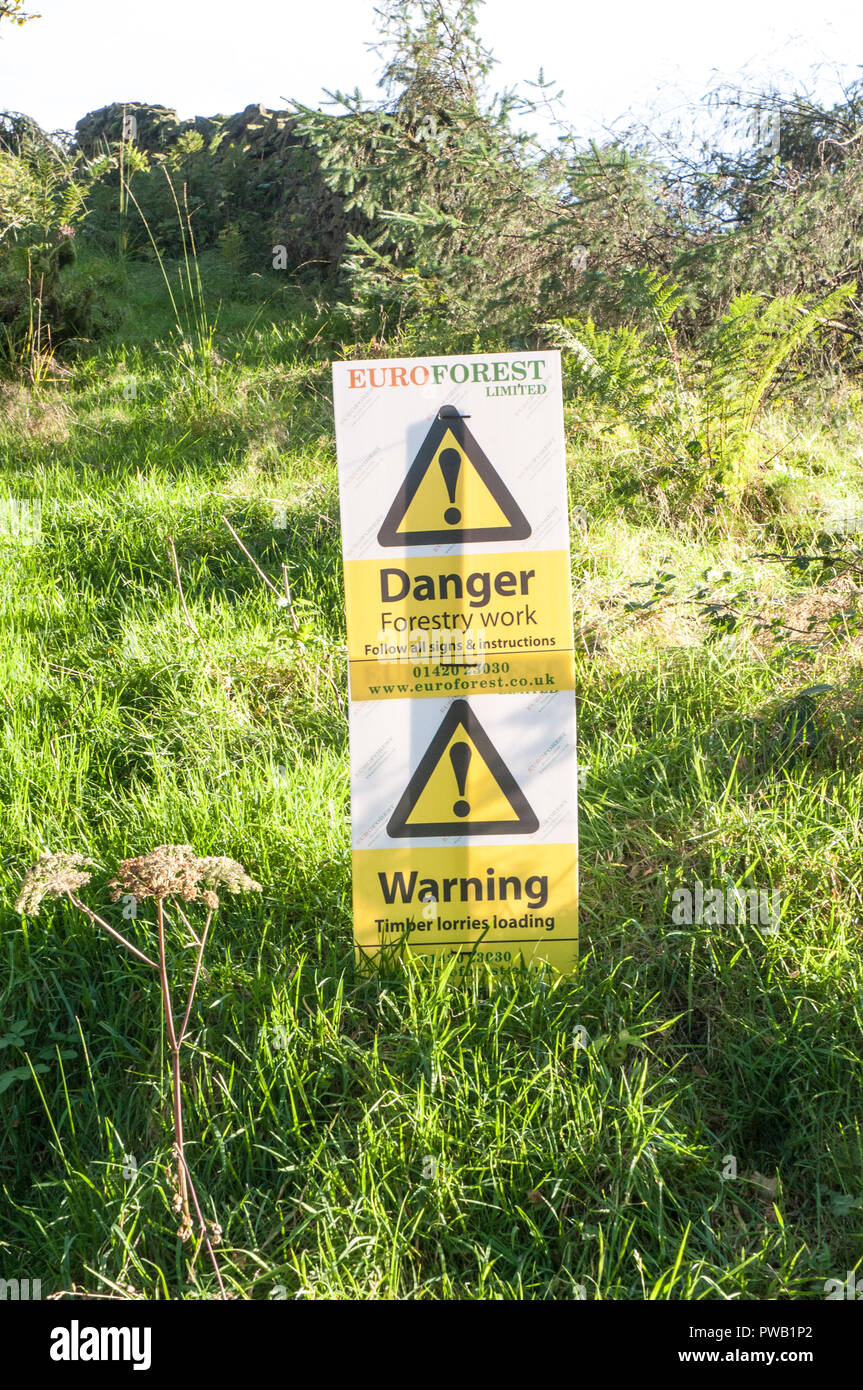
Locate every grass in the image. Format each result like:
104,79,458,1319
1,255,862,1299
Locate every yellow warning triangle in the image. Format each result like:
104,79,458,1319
395,427,511,537
378,406,531,547
405,723,521,828
387,699,539,838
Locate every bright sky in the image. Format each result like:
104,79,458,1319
1,0,862,147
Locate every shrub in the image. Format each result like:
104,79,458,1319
0,114,110,375
545,271,856,502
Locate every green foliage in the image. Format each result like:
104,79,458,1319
36,16,863,384
664,81,863,349
79,102,353,275
2,0,863,1306
546,272,856,501
2,269,863,1295
0,1,39,24
293,0,577,342
0,116,112,375
83,121,223,261
701,282,857,484
0,1019,76,1096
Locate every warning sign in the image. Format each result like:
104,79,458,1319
353,843,578,976
387,698,539,838
349,692,578,974
377,406,531,547
343,548,575,700
333,351,574,700
333,352,569,565
350,691,576,850
333,351,578,976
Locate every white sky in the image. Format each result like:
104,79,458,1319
1,0,862,146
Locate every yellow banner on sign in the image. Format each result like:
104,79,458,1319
344,548,574,698
353,843,578,976
349,651,575,701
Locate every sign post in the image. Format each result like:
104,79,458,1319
333,351,578,978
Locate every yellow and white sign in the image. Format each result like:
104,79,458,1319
349,694,578,974
344,549,575,699
333,351,578,975
353,844,578,978
333,352,574,699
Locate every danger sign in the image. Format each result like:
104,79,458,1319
333,351,574,701
333,351,578,976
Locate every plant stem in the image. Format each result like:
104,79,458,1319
282,564,300,633
167,898,203,947
165,896,225,1296
175,1145,227,1299
59,871,227,1294
221,515,283,600
65,891,159,970
156,897,190,1224
178,906,213,1046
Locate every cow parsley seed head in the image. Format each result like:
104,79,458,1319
108,845,260,907
197,856,262,902
15,853,95,916
108,844,201,903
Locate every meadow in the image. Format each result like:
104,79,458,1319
1,249,862,1299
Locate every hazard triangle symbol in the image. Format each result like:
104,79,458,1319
378,405,531,547
387,699,539,838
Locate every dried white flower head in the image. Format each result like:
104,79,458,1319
15,853,95,916
196,856,262,905
108,844,198,904
108,845,260,908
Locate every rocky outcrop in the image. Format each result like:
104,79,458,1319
73,102,363,272
74,103,189,156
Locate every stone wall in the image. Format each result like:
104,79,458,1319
74,101,362,272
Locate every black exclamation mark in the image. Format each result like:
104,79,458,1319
450,741,471,817
439,448,462,525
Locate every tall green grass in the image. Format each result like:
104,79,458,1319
1,261,861,1298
